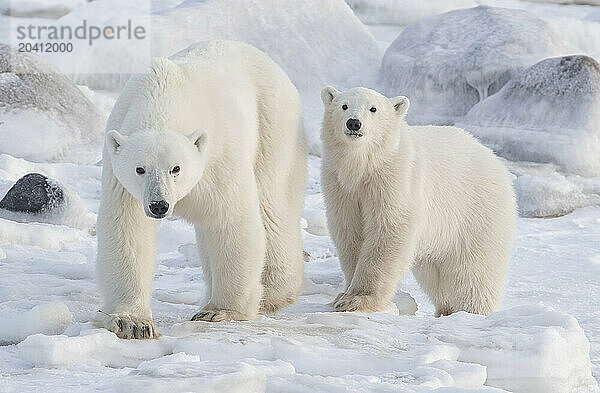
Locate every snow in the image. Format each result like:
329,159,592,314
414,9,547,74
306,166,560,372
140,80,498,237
0,302,72,345
1,0,600,392
0,153,598,392
345,0,477,26
512,172,600,217
380,6,574,125
0,45,106,164
430,304,596,393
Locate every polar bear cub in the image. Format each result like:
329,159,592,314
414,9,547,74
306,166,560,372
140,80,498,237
320,86,516,316
95,40,307,339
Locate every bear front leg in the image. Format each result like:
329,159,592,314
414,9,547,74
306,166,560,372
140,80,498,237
191,188,266,322
322,173,364,300
333,213,415,313
95,175,159,339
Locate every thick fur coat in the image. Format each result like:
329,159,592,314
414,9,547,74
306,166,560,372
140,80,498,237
320,86,516,316
96,40,307,338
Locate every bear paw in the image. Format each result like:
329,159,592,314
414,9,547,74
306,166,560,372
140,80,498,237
96,311,159,339
333,293,382,313
190,308,250,322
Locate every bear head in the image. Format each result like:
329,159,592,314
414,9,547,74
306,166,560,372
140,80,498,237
105,129,208,219
321,86,409,147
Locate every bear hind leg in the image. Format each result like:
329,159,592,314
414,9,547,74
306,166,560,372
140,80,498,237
260,210,304,313
427,250,506,317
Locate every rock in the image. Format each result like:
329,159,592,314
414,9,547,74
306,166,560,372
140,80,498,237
460,55,600,176
380,6,573,125
0,173,64,214
0,44,105,164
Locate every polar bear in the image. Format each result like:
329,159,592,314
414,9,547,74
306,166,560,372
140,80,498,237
320,86,516,317
95,40,307,339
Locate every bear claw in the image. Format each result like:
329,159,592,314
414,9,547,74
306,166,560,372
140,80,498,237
191,309,249,322
332,293,381,313
96,311,159,339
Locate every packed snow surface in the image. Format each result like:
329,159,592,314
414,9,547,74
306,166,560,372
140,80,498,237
460,55,600,177
380,6,574,125
0,154,599,393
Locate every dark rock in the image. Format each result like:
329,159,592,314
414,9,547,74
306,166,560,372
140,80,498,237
0,173,64,214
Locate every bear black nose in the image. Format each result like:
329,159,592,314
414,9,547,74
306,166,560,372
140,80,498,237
149,200,169,216
346,118,361,131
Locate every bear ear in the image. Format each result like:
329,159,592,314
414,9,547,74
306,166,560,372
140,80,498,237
321,86,340,106
390,96,410,117
106,130,127,155
188,128,208,153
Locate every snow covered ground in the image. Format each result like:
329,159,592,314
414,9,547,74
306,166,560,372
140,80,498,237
1,0,600,392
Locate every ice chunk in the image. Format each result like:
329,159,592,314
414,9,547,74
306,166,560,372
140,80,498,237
461,55,600,176
0,302,72,345
380,6,574,125
430,304,598,393
116,354,295,393
0,45,106,164
346,0,476,26
17,329,171,368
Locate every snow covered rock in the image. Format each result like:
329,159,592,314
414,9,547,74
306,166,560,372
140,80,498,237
0,173,64,213
461,55,600,177
40,0,380,154
0,173,94,230
380,6,573,125
0,302,72,345
345,0,476,26
0,45,105,164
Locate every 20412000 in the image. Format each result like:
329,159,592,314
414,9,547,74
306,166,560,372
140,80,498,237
18,42,73,53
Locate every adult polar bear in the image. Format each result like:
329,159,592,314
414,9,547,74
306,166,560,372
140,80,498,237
321,87,516,317
96,40,307,339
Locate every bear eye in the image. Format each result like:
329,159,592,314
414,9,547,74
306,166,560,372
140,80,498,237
342,104,348,110
370,107,377,113
171,165,180,174
136,167,145,175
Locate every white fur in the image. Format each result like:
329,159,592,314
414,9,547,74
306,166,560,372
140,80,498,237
320,87,516,316
96,40,307,338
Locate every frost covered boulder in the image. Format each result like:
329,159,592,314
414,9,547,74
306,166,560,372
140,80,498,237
0,173,94,229
0,45,105,164
461,55,600,177
380,6,573,125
